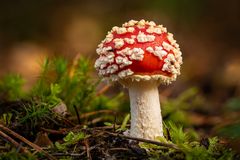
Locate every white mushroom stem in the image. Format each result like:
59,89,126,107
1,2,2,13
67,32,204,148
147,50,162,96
125,80,163,140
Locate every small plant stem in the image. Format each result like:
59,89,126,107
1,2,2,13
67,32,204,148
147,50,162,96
69,53,81,78
0,124,57,160
96,84,111,96
55,114,76,127
73,105,81,125
0,130,29,153
113,114,117,132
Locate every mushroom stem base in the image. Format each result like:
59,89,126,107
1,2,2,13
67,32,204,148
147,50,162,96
128,81,163,140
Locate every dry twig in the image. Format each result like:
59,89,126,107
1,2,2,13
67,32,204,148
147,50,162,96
0,130,29,153
80,110,116,119
84,139,92,160
41,128,67,135
104,131,180,150
0,124,57,160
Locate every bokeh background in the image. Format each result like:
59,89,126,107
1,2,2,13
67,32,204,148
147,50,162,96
0,0,240,150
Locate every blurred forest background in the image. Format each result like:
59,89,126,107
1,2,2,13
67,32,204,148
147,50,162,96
0,0,240,152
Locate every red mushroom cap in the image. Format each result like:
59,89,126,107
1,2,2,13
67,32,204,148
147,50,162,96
95,20,183,84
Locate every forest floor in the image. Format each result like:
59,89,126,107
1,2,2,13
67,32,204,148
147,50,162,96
0,57,239,160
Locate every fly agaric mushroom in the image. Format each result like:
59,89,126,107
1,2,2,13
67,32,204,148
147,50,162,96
95,20,183,140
